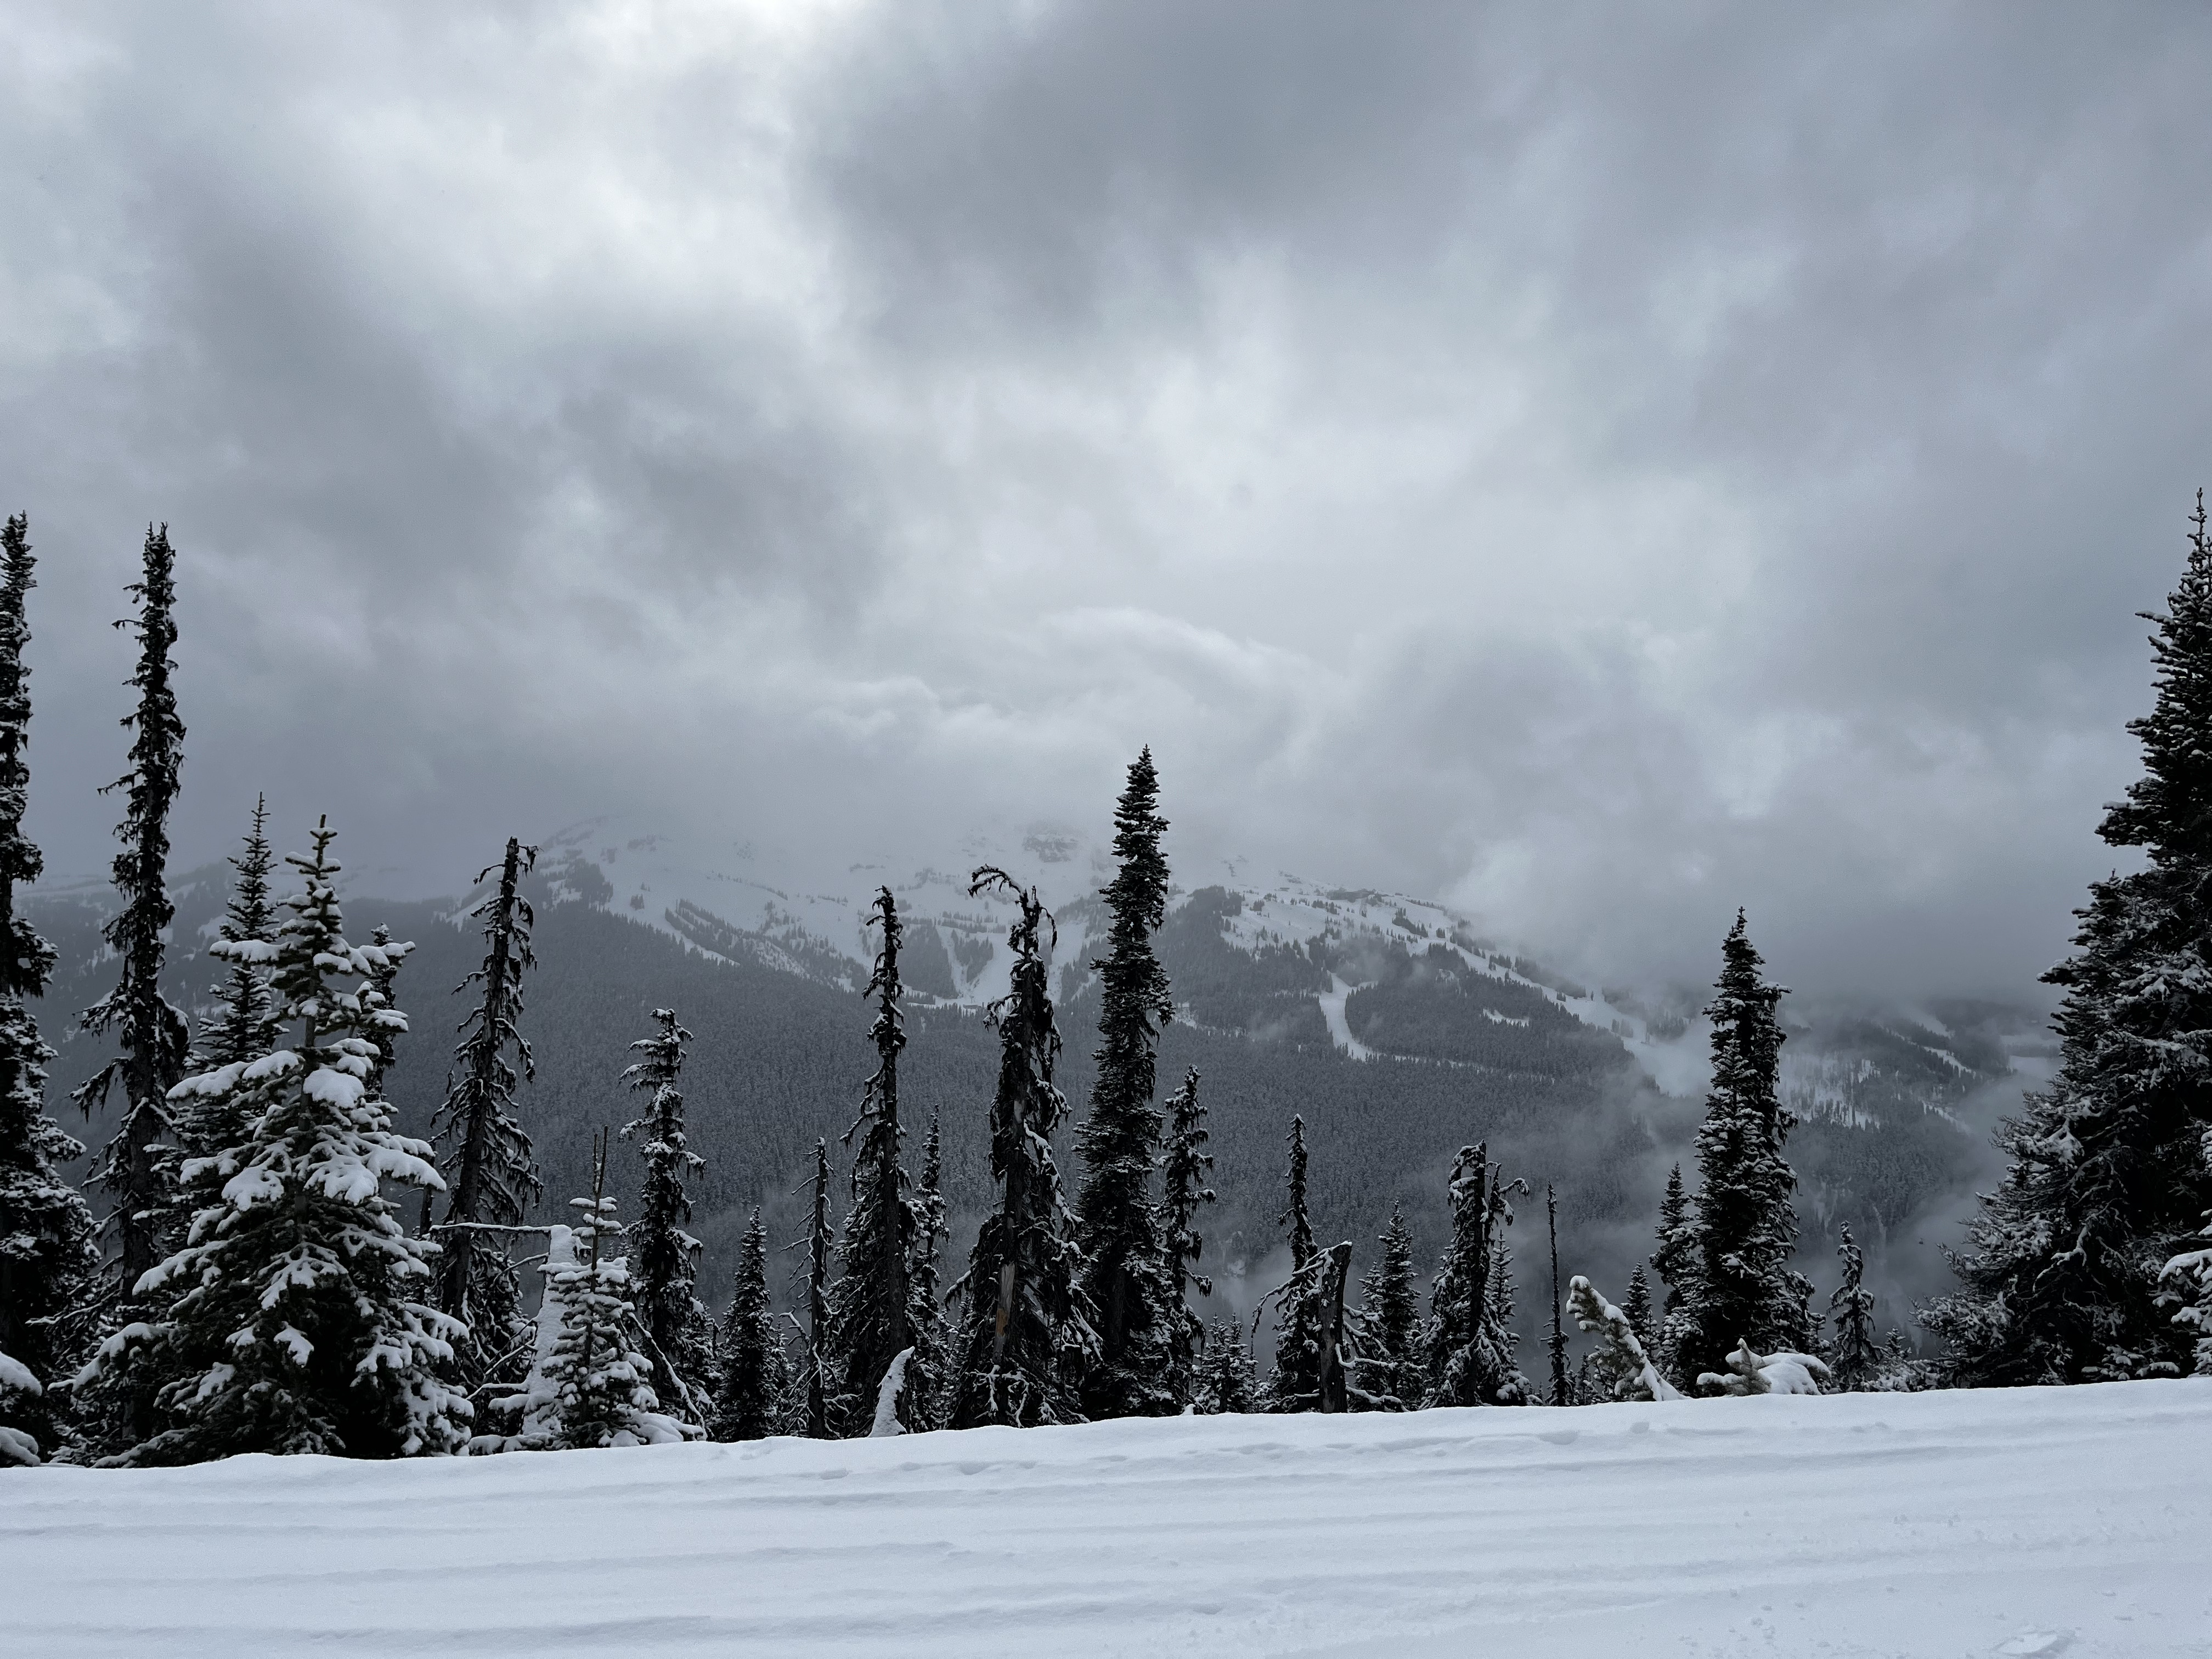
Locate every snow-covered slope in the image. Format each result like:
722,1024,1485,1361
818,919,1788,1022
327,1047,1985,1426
6,1381,2204,1657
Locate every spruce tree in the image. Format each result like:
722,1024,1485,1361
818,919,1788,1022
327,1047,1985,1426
198,794,278,1073
1349,1205,1422,1410
902,1112,952,1431
1544,1184,1571,1406
0,514,98,1463
799,1137,833,1437
1651,1164,1695,1383
363,924,403,1096
430,838,543,1391
80,821,467,1462
1425,1142,1528,1407
1926,496,2212,1384
1156,1066,1215,1409
1566,1276,1680,1402
1266,1115,1325,1409
481,1137,693,1452
824,888,918,1435
1669,912,1811,1384
1622,1263,1657,1358
1827,1225,1881,1390
75,524,191,1310
712,1211,789,1441
2161,1227,2212,1376
1194,1317,1254,1414
620,1007,709,1423
1074,748,1177,1420
948,870,1097,1429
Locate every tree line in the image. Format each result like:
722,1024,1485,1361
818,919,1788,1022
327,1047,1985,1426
3,496,2210,1466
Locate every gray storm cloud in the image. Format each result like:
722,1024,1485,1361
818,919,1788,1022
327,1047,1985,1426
2,0,2206,999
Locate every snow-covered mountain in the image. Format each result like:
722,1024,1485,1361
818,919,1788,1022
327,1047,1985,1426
516,813,2041,1121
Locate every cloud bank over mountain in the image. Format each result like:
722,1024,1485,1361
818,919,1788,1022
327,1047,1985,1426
4,1,2207,998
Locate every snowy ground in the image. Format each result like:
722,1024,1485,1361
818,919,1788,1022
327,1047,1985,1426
4,1381,2205,1658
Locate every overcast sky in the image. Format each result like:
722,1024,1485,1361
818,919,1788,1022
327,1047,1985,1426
4,1,2207,998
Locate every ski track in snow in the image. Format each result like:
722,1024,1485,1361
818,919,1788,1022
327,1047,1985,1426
1317,974,1375,1060
4,1383,2205,1658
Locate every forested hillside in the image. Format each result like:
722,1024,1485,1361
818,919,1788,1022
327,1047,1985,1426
31,847,2016,1352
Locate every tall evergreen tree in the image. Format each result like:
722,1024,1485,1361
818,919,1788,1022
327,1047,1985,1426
713,1211,789,1441
1349,1206,1423,1410
903,1112,952,1431
0,515,98,1462
1074,748,1177,1420
1544,1184,1571,1406
430,838,542,1391
1651,1164,1696,1386
798,1137,833,1437
1425,1142,1529,1407
824,888,917,1435
197,794,278,1073
363,925,403,1095
1266,1115,1324,1409
1926,497,2212,1385
1156,1066,1215,1409
1622,1263,1657,1357
1669,912,1810,1384
75,524,191,1308
620,1007,709,1422
1827,1225,1881,1390
949,870,1097,1429
80,821,466,1463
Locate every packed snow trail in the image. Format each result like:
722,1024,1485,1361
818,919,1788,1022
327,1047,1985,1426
4,1381,2205,1657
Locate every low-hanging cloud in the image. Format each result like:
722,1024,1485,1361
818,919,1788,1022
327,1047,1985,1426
2,0,2205,1002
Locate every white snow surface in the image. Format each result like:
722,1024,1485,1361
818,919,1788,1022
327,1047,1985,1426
4,1381,2205,1657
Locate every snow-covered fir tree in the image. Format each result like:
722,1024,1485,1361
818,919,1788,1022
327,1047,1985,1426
711,1210,789,1442
1156,1066,1215,1409
165,800,290,1291
1566,1275,1680,1402
1651,1163,1695,1385
196,794,278,1074
799,1137,833,1438
480,1141,694,1452
79,821,467,1463
1425,1142,1528,1407
1347,1205,1423,1410
620,1007,710,1423
1827,1225,1881,1390
1925,495,2212,1385
2160,1220,2212,1377
948,870,1097,1429
0,514,98,1464
1194,1318,1255,1415
1670,912,1813,1384
1622,1263,1657,1357
363,924,403,1095
824,888,919,1435
1266,1115,1325,1409
1074,749,1177,1420
430,838,543,1392
902,1111,952,1431
75,524,191,1327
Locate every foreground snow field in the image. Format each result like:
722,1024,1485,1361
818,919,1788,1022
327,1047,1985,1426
4,1381,2205,1658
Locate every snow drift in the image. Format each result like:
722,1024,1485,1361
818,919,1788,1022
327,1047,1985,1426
3,1380,2205,1657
